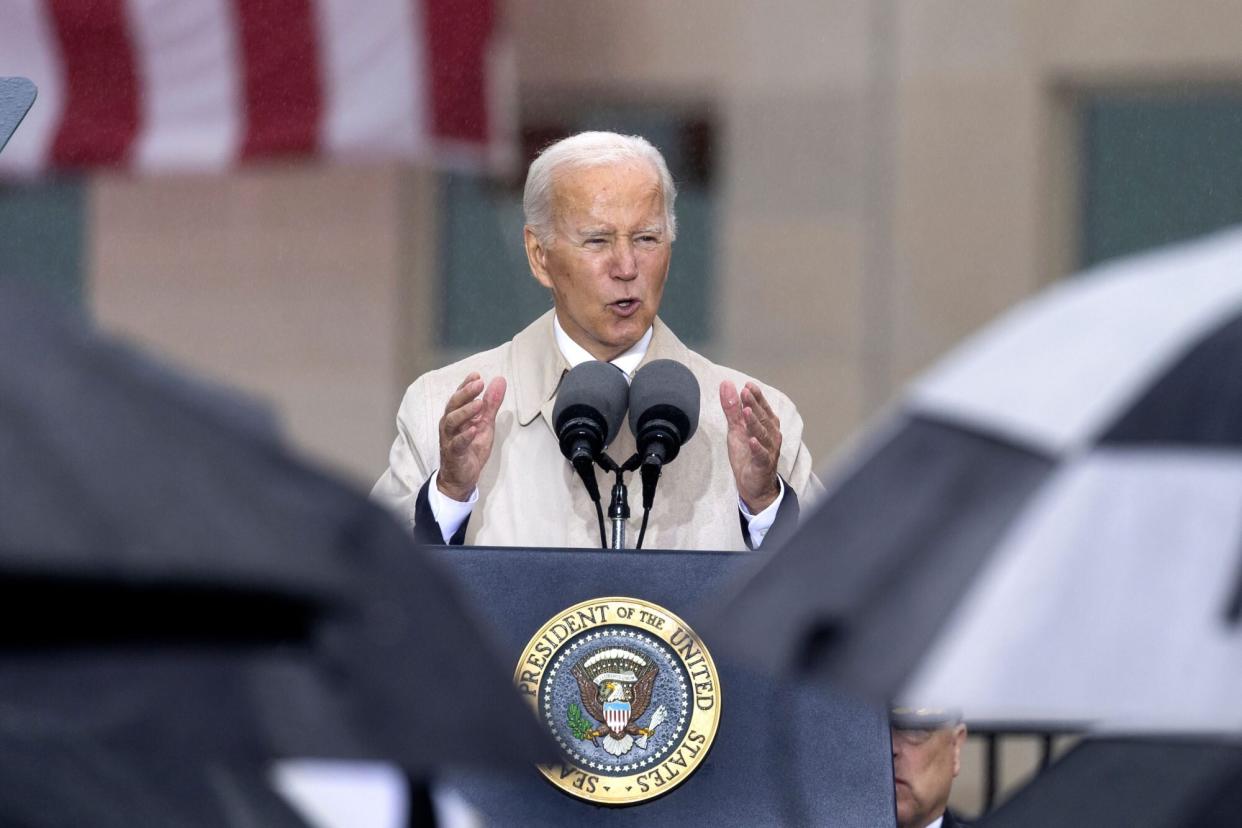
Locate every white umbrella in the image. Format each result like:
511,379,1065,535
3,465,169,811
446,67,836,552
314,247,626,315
714,226,1242,732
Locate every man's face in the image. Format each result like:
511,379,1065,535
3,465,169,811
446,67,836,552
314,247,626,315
524,161,671,362
891,724,965,828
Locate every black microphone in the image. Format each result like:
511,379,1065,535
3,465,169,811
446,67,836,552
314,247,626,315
553,360,629,505
628,360,700,515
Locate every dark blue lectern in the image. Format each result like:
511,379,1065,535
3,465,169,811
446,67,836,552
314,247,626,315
429,546,897,826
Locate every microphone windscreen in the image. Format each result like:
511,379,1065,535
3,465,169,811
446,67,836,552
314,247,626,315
628,359,700,443
553,360,630,446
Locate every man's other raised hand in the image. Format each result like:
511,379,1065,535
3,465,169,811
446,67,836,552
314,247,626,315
719,380,782,513
437,372,507,502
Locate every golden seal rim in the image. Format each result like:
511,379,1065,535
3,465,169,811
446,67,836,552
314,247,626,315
513,596,722,806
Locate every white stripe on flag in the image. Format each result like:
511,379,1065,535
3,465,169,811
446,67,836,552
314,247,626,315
126,0,241,172
0,0,63,174
314,0,426,160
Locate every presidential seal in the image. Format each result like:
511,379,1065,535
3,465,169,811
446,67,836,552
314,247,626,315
514,597,721,805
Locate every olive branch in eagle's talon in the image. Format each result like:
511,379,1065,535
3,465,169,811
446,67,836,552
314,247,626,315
567,702,592,740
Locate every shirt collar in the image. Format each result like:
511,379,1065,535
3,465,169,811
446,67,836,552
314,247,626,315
553,314,652,380
510,310,681,429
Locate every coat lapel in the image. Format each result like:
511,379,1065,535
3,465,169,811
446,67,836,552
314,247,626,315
509,309,569,433
509,311,688,436
636,316,692,375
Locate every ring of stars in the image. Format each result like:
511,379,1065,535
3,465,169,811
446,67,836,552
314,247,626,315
540,625,693,774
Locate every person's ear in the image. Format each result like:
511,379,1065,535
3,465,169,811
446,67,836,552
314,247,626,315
524,226,554,290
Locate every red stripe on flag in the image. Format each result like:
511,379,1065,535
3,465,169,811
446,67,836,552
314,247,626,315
423,0,493,145
48,0,140,168
235,0,321,160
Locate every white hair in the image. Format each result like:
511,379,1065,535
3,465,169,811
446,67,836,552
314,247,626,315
522,131,678,246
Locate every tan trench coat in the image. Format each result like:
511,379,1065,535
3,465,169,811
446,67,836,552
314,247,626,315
371,311,822,550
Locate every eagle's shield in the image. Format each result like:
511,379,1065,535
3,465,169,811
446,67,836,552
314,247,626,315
603,700,629,735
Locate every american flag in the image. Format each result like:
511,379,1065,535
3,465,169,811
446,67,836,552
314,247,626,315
0,0,508,174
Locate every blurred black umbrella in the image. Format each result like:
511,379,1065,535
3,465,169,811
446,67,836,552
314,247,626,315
979,736,1242,828
0,280,552,810
712,227,1242,731
0,722,310,828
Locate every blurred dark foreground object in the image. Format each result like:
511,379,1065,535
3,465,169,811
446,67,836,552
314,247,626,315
710,226,1242,731
979,736,1242,828
0,280,553,825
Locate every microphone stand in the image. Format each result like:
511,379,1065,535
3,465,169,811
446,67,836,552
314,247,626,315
596,453,642,550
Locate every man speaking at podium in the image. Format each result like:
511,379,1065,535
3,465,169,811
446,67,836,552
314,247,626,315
373,132,821,550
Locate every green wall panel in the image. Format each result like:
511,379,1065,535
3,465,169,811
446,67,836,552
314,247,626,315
0,177,87,305
1083,94,1242,267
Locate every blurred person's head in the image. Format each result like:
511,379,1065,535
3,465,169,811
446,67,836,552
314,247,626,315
522,132,678,361
890,708,967,828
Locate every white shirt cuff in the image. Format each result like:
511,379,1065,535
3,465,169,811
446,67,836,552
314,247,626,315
428,471,478,543
738,477,785,549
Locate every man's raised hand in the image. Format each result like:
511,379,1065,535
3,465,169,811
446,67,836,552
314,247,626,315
719,379,782,513
437,372,507,502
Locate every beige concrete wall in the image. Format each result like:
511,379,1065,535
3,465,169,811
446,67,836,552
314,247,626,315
89,162,438,485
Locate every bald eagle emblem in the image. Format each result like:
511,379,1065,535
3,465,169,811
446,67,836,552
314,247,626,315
569,646,668,757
